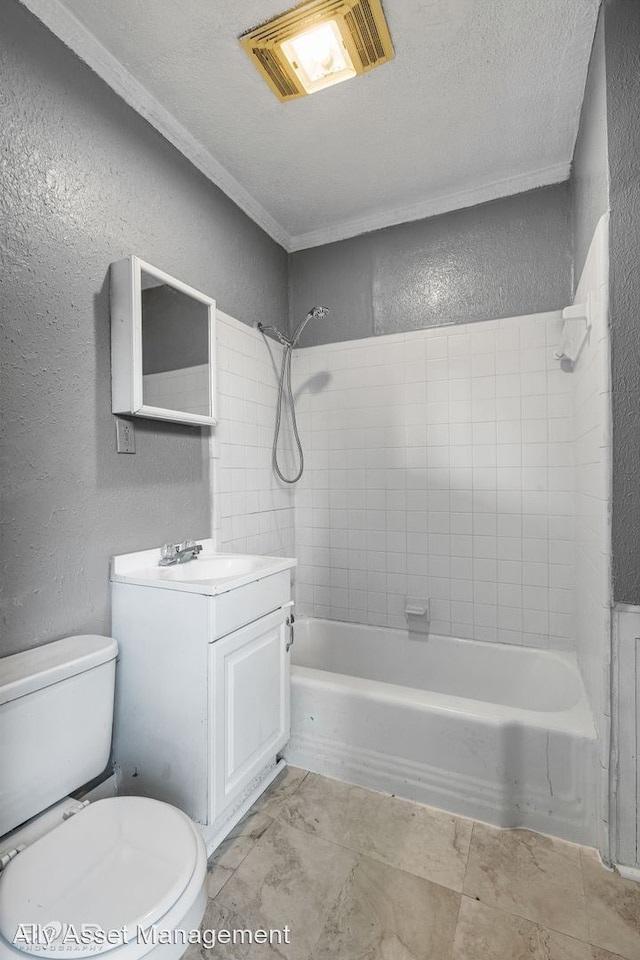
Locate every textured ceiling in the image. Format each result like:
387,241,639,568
27,0,599,249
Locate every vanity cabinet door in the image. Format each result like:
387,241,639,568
209,607,290,821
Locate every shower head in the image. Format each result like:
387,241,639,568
291,305,329,346
258,305,329,348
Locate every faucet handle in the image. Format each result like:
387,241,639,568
161,543,179,562
180,539,203,555
159,540,203,566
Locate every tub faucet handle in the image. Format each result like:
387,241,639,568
405,601,428,617
405,597,430,636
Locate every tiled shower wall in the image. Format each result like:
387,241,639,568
291,312,576,650
211,311,295,557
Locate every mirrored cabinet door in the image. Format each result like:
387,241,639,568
110,256,217,426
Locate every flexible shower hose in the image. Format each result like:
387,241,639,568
273,342,304,483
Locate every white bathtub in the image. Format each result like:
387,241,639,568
284,618,598,845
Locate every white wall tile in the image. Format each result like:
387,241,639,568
291,310,577,649
212,311,295,559
218,260,609,690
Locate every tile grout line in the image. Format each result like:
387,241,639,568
460,818,478,897
577,846,595,950
448,883,465,959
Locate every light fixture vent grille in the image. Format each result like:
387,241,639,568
254,47,301,98
240,0,394,102
346,0,386,67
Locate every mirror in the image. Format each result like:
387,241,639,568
110,256,217,426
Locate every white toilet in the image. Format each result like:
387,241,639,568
0,635,207,960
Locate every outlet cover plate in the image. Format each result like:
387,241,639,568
115,417,136,454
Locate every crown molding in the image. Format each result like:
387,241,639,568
19,0,291,250
20,0,572,256
287,162,571,251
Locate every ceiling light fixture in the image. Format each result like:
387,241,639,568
240,0,394,102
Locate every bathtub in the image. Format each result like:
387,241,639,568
284,618,597,845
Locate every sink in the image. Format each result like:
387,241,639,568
110,540,297,595
155,554,278,583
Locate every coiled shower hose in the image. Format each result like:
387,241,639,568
259,306,328,484
272,341,304,484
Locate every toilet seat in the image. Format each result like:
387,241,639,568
0,797,207,960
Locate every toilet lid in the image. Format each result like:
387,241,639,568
0,797,200,958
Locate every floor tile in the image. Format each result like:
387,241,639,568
581,849,640,960
251,764,308,818
591,946,636,960
206,819,357,960
463,821,587,939
277,772,472,891
591,950,633,960
310,854,460,960
206,810,274,899
197,901,288,960
453,897,592,960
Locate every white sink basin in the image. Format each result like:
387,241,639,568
155,554,278,583
110,540,296,595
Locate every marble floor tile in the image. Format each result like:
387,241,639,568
197,901,288,960
206,810,274,899
591,950,633,960
453,897,592,960
581,849,640,960
195,772,639,960
310,854,460,960
251,764,308,819
463,822,588,939
207,819,357,960
277,772,472,891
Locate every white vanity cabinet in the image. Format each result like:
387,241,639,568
110,543,295,853
210,606,289,819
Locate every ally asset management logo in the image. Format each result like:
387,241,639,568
13,922,292,952
13,923,128,952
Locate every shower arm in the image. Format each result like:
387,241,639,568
258,306,329,350
257,323,293,348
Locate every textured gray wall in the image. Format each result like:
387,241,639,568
0,0,287,655
571,14,609,283
289,184,573,347
605,0,640,604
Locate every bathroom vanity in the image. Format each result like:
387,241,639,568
110,541,296,853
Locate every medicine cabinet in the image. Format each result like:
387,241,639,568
110,256,217,426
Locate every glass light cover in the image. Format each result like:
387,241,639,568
281,19,356,94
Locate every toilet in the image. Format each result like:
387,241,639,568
0,635,207,960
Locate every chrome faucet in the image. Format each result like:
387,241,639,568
159,540,203,566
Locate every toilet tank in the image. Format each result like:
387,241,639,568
0,635,118,837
